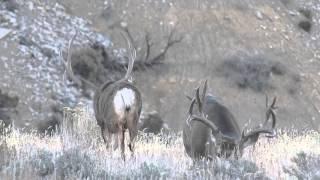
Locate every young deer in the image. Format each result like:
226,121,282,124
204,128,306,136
183,80,277,160
63,30,142,161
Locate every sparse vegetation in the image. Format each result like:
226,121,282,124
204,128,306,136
0,106,319,179
283,152,320,180
0,89,19,134
1,0,320,179
216,55,287,92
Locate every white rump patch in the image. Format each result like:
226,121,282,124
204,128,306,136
113,88,136,115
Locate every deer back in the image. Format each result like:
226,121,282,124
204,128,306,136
203,95,241,142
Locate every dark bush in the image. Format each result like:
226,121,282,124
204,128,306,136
298,20,312,33
217,56,286,92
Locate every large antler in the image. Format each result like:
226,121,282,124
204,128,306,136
238,96,277,153
187,81,237,144
119,27,137,82
61,31,97,89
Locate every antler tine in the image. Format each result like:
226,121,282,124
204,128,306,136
189,115,237,144
264,96,277,137
264,96,277,128
195,87,203,114
271,96,277,107
239,96,277,151
202,80,208,106
265,94,268,109
188,98,196,117
60,31,98,89
120,28,136,81
64,30,82,87
243,128,274,139
185,94,193,101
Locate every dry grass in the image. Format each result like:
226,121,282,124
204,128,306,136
0,105,319,179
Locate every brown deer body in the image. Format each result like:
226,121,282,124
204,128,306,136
183,81,277,160
183,95,241,159
94,80,142,159
63,30,142,160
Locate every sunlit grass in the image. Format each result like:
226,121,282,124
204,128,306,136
243,129,320,179
0,105,319,179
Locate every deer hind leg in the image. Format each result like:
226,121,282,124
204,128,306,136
113,133,119,150
128,127,137,153
101,127,111,149
119,126,126,161
128,112,139,154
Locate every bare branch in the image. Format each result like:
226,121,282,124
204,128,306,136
143,31,153,62
148,28,183,64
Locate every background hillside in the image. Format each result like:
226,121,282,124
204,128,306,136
1,0,320,132
1,0,320,179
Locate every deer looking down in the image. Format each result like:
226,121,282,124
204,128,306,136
183,80,277,160
62,29,142,161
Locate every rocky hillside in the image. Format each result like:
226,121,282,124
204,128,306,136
1,0,320,132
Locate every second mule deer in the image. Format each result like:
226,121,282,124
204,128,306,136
63,29,142,161
183,80,277,160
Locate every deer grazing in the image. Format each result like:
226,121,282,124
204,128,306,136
62,29,142,161
183,80,277,160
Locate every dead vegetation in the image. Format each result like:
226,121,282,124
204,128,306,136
0,89,18,133
283,152,320,179
0,106,319,179
216,54,299,93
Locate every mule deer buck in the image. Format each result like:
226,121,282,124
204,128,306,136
62,29,142,161
183,80,277,160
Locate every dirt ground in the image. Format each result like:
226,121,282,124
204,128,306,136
1,0,320,132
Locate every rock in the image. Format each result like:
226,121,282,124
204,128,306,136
255,11,263,20
0,28,11,40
